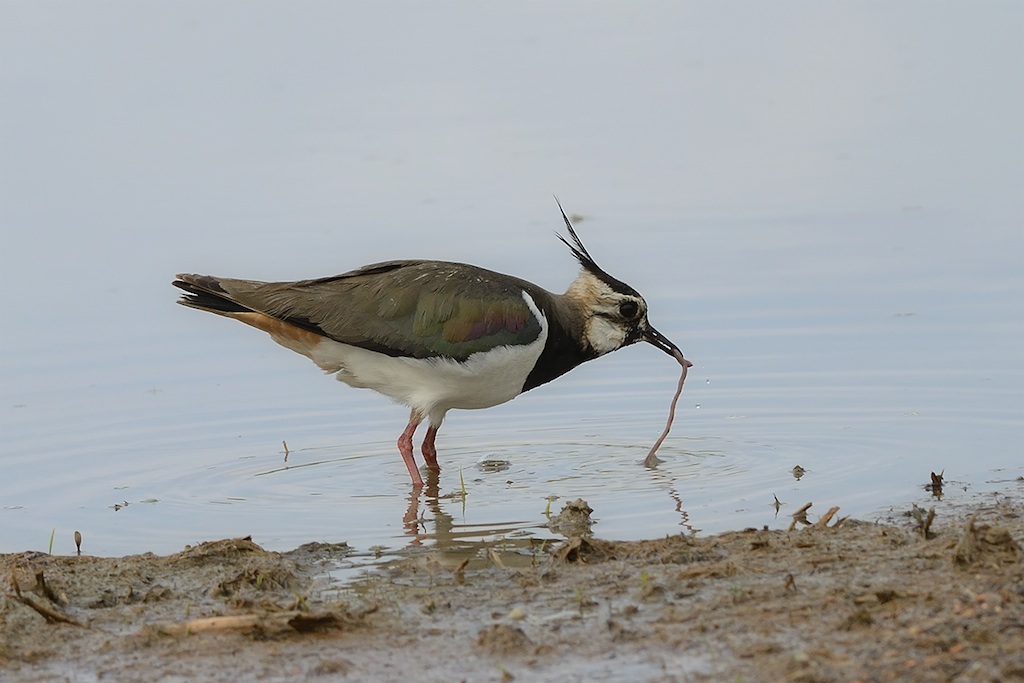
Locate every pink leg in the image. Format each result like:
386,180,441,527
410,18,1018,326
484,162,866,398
397,411,424,487
421,425,440,471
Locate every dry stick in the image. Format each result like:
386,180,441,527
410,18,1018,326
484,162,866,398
644,349,691,468
814,506,842,529
159,614,266,635
12,593,85,626
922,507,936,538
34,571,66,605
160,611,353,636
788,502,814,531
7,574,84,627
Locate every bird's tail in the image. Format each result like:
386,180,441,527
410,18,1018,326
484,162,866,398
173,274,252,316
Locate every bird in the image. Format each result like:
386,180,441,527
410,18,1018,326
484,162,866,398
173,205,683,486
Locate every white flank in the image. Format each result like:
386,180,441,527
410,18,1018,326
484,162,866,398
309,291,549,426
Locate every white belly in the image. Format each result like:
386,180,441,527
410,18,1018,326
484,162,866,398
308,291,549,425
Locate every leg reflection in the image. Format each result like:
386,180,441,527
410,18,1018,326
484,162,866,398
403,467,443,543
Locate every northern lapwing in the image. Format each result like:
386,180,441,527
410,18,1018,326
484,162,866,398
173,206,684,486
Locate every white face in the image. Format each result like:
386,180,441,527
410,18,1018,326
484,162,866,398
571,272,649,356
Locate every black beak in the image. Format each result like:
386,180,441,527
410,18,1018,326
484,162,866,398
642,324,681,357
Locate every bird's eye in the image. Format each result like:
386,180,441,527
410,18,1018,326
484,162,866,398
619,301,639,320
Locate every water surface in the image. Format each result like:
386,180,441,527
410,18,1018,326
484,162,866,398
2,3,1021,566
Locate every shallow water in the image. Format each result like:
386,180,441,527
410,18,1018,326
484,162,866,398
2,4,1022,567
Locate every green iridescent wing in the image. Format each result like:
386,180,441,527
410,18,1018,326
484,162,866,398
208,261,546,362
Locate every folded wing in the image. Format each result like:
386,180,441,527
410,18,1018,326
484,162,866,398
174,260,546,362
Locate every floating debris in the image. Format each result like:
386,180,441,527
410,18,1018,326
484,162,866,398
548,498,595,538
925,470,944,497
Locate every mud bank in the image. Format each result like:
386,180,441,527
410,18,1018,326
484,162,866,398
3,498,1022,682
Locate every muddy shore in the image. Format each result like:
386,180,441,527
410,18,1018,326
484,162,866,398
3,495,1022,682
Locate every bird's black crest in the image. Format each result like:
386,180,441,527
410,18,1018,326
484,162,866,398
554,198,640,297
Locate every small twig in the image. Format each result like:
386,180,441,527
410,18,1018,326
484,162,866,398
488,549,506,569
814,506,841,529
10,593,84,626
7,574,83,627
35,571,66,605
788,502,813,531
454,558,470,585
921,507,936,539
164,606,368,637
167,614,264,634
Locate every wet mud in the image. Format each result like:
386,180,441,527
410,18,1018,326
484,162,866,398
3,497,1022,682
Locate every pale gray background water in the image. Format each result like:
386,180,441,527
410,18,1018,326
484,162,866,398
2,2,1021,563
